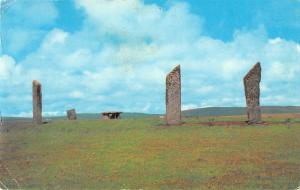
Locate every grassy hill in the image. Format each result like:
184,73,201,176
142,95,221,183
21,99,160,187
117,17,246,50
67,106,300,119
182,106,300,117
75,106,300,119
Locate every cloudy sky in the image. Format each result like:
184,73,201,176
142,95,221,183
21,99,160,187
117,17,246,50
0,0,299,116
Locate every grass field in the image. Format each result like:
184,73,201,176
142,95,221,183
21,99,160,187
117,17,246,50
1,114,300,189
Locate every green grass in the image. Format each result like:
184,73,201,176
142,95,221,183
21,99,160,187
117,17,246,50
1,116,300,189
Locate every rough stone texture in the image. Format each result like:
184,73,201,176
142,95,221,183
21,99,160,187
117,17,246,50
32,80,42,125
101,112,122,119
102,115,110,120
166,65,181,125
243,62,262,124
67,109,77,120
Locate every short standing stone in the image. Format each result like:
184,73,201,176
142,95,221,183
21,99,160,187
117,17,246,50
67,109,77,120
166,65,181,125
32,80,42,125
243,62,262,124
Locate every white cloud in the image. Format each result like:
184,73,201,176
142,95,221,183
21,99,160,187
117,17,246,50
15,111,33,118
269,62,285,77
1,0,300,116
266,62,299,81
221,97,242,105
182,104,198,110
43,111,62,117
260,84,270,92
63,49,92,68
261,95,300,105
0,55,17,80
42,29,69,48
222,59,248,79
75,0,202,43
269,37,283,45
69,91,84,99
195,85,214,94
15,111,64,117
296,44,300,53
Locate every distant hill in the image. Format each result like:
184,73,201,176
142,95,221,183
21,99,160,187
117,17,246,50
59,106,300,119
182,106,300,117
2,106,299,121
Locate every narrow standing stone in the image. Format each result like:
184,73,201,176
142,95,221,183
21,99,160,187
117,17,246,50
67,109,77,120
243,62,262,124
32,80,42,125
166,65,181,125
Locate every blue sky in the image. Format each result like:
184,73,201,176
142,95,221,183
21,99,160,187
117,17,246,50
0,0,299,116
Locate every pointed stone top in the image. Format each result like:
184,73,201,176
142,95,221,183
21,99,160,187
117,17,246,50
244,62,261,81
33,80,41,85
168,64,180,75
173,64,180,71
252,62,261,70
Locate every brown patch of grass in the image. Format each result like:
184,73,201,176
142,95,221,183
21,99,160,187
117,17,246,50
203,155,300,189
161,177,203,189
260,161,299,177
205,170,248,189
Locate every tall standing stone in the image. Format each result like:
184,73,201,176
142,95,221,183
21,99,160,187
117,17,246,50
166,65,181,125
243,62,262,124
67,109,77,120
32,80,42,125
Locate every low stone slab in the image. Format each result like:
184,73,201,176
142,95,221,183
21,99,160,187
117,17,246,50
101,112,122,119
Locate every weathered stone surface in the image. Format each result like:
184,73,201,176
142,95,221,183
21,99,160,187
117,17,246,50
67,109,77,120
32,80,42,125
102,115,109,120
166,65,181,125
243,62,262,124
101,112,122,119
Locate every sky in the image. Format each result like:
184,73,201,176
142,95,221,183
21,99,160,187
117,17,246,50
0,0,299,116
